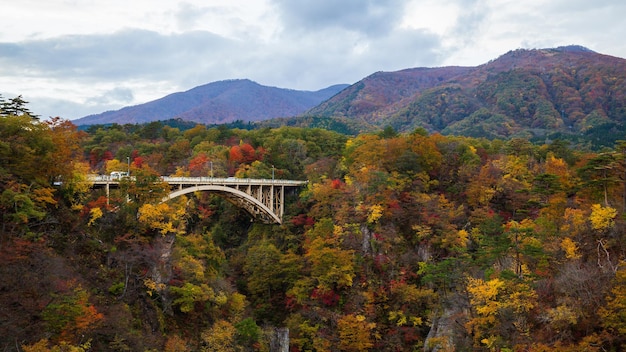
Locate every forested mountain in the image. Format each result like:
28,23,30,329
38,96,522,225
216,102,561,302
306,46,626,145
5,92,626,350
73,80,349,126
74,46,626,149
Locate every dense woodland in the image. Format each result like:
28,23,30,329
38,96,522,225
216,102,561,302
308,47,626,149
3,97,626,351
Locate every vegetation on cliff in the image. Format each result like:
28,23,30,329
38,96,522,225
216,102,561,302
3,98,626,350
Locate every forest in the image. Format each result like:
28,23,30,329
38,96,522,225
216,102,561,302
2,96,626,351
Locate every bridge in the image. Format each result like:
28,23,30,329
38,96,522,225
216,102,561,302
88,175,308,224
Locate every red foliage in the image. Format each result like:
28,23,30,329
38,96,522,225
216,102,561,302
291,214,315,228
88,151,99,168
387,200,401,210
189,153,209,172
399,326,421,343
0,238,44,264
229,146,244,163
53,278,75,293
239,143,256,163
285,294,299,310
373,254,390,272
197,205,214,219
229,143,264,165
133,156,144,168
102,150,113,161
81,196,110,217
256,146,267,160
331,179,343,189
311,288,340,306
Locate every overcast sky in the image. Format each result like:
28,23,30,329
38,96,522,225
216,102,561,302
1,0,625,120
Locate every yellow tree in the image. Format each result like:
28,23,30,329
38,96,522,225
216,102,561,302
589,204,617,232
288,219,356,306
22,339,92,352
337,314,376,352
138,202,185,236
105,158,129,174
307,237,355,292
465,275,537,349
285,313,332,351
599,262,626,348
201,320,237,352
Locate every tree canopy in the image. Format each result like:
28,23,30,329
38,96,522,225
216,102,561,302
3,103,626,350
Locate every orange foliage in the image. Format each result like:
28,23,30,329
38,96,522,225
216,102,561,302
189,153,209,172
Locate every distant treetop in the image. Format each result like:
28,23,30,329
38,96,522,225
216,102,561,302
0,94,38,119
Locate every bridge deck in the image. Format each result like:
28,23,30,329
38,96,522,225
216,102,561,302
89,175,307,187
87,175,307,224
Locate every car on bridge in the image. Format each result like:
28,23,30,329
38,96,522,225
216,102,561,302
110,171,129,180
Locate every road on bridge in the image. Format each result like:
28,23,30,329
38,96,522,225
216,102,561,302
88,175,308,224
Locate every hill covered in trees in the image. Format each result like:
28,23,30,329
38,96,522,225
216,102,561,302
4,99,626,350
73,80,349,126
71,46,626,149
304,46,626,147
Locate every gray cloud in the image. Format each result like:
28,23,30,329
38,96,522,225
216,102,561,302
174,2,212,30
0,29,233,82
448,0,488,48
271,0,407,36
86,87,134,105
1,0,625,120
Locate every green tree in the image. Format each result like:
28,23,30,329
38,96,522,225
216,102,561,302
578,153,620,206
245,241,283,297
0,95,36,118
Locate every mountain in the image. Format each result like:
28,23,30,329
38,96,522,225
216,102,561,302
304,46,626,142
75,46,626,147
73,79,349,126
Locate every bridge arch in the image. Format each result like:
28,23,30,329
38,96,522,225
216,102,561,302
162,185,282,224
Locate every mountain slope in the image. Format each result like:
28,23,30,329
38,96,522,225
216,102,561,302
305,46,626,141
73,79,349,126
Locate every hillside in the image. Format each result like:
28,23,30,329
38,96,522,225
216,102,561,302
73,79,349,126
73,46,626,148
305,46,626,143
5,110,626,350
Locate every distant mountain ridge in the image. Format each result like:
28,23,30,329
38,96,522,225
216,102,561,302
73,79,349,126
75,46,626,148
304,45,626,144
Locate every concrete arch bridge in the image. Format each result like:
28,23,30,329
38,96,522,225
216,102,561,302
89,175,308,224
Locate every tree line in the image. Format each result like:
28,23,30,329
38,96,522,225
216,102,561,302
2,104,626,350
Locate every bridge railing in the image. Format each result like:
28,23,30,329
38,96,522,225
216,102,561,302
162,177,307,185
88,175,307,185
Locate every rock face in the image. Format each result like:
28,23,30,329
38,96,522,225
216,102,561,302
151,233,176,314
424,294,472,351
269,327,289,352
424,307,456,352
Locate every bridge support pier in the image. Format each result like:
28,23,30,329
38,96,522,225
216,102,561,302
163,181,301,224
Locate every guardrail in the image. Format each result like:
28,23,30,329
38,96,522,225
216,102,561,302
87,175,308,185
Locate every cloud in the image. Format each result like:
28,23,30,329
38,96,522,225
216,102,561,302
86,87,134,106
1,0,626,120
0,29,233,82
271,0,407,36
174,2,213,30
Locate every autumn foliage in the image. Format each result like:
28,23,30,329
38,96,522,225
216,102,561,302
4,103,626,351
